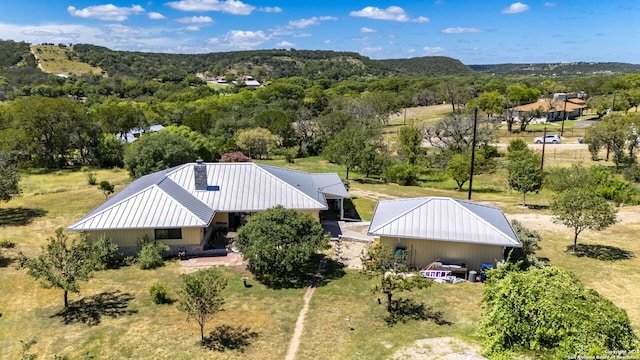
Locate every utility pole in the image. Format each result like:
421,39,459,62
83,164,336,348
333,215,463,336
560,95,567,136
468,107,478,200
539,127,547,188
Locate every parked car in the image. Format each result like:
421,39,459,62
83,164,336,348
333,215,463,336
534,134,561,144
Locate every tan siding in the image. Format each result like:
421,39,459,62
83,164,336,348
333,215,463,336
300,210,319,221
380,237,504,272
86,227,203,248
212,212,229,226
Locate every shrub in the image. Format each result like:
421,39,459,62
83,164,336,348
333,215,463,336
137,236,170,270
0,239,16,248
149,282,169,304
219,151,252,163
479,266,638,358
382,163,418,186
90,235,123,270
86,172,97,185
623,164,640,183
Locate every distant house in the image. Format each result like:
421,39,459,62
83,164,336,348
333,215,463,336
68,162,349,254
510,96,586,123
367,197,521,273
242,76,261,87
119,124,165,143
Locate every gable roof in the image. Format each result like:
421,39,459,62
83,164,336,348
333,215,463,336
367,197,521,247
69,162,347,231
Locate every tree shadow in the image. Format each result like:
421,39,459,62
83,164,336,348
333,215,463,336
524,204,549,210
202,324,259,352
52,290,138,326
0,207,47,226
471,187,503,194
384,297,453,327
315,258,346,287
570,243,634,261
0,256,15,268
256,254,345,289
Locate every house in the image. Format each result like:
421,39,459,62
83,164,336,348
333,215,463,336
242,76,261,87
68,161,349,254
119,124,165,143
367,197,521,273
510,97,586,123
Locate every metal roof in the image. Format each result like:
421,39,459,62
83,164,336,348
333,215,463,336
367,197,521,247
68,162,348,231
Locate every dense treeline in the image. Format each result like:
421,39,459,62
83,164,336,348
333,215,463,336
2,40,640,185
72,45,399,81
377,56,473,76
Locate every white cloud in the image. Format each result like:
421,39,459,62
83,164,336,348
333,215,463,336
208,30,269,49
67,4,145,21
350,6,410,22
544,2,556,7
288,16,337,29
177,16,214,24
423,46,444,54
185,26,200,31
277,40,294,47
413,16,430,23
502,2,530,14
166,0,255,15
148,12,166,20
323,39,332,44
292,33,312,38
408,48,416,54
442,27,482,34
360,27,376,33
260,6,282,13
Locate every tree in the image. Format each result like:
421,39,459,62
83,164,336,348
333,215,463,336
507,145,543,206
235,206,328,285
445,153,471,191
479,266,637,358
235,127,277,159
397,125,422,165
550,188,617,252
423,110,500,154
18,228,94,307
506,220,543,269
11,97,90,167
0,152,20,202
467,91,505,120
177,267,227,342
360,243,430,312
323,128,367,179
97,180,114,200
124,131,195,179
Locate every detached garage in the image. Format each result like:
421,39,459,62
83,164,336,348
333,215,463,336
367,197,521,274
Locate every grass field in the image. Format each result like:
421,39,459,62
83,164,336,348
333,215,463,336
30,45,103,76
1,119,639,358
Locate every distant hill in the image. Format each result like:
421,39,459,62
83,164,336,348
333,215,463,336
469,62,640,76
70,44,471,81
2,40,640,88
376,56,473,76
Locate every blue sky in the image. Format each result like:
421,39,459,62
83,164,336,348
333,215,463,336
0,1,637,64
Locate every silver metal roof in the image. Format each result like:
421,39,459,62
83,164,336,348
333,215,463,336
368,197,521,247
69,162,348,231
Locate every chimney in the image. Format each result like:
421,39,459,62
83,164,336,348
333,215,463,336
194,160,207,190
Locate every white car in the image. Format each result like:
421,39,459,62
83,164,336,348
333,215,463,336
534,134,561,144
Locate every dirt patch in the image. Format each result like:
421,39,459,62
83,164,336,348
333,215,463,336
508,205,640,233
391,337,485,360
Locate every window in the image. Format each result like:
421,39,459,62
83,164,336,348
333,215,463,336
154,228,182,240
